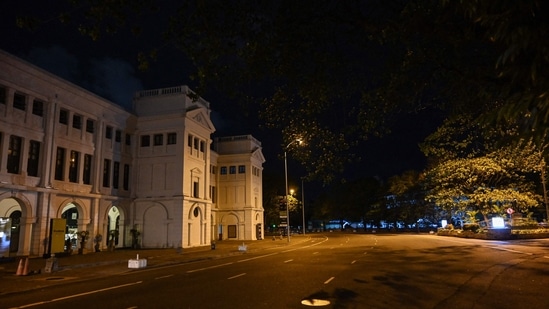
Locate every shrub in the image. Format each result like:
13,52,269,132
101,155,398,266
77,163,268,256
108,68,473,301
463,223,480,233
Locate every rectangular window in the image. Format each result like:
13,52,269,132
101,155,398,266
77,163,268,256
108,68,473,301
200,141,205,152
7,135,22,174
187,135,193,154
193,181,199,198
229,166,236,174
153,134,163,146
210,164,217,174
193,138,199,150
68,151,80,183
103,159,111,187
123,164,130,190
140,135,150,147
32,100,44,116
86,119,95,133
83,154,92,185
0,85,6,104
27,140,40,177
105,126,113,139
115,130,121,143
125,133,131,146
210,186,217,203
54,147,66,180
167,133,177,145
238,165,246,173
113,161,120,189
220,166,227,175
72,114,82,129
59,109,68,125
13,93,26,111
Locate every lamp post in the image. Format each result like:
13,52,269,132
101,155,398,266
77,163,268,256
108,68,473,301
302,178,305,235
284,139,301,242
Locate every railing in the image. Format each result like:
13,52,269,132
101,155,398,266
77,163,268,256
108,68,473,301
215,135,261,146
134,86,210,108
135,86,187,98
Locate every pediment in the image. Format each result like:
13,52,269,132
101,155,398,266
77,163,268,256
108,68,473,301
187,108,216,132
251,148,266,163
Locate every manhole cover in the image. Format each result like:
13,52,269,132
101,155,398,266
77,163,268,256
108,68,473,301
301,299,331,306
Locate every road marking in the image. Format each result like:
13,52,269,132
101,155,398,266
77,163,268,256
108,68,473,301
313,252,320,255
237,252,279,262
187,262,234,273
284,259,293,263
324,277,335,284
486,246,533,255
351,260,357,264
155,274,174,280
52,281,143,301
12,281,143,308
228,273,246,280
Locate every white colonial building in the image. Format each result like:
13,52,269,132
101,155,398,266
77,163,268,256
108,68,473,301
0,49,265,257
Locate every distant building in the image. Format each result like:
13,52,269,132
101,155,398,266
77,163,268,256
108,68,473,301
0,49,264,257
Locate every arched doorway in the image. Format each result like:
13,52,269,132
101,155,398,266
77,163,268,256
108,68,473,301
142,203,168,248
221,213,239,240
187,205,204,247
61,203,80,252
0,198,23,257
107,206,121,248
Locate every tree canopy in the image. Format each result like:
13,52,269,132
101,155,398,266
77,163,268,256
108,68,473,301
18,0,549,183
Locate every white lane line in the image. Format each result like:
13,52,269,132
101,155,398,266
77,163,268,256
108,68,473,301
281,236,329,253
324,277,335,284
13,281,143,308
187,262,234,273
52,281,143,301
228,273,247,280
486,246,533,255
284,259,294,263
155,274,174,280
351,260,357,264
237,252,279,262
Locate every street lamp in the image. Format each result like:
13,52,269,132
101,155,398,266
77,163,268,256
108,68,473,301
284,138,301,242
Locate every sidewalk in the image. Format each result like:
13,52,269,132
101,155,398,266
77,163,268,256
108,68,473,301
0,237,303,296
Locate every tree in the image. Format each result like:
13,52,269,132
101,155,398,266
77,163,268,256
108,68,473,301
387,170,438,231
424,152,541,225
421,114,549,221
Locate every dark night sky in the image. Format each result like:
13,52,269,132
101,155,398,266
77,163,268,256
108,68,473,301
0,1,441,190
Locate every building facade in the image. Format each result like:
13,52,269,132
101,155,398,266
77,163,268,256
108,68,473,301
0,50,264,257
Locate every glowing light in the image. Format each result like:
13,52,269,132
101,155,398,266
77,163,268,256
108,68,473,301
492,217,505,228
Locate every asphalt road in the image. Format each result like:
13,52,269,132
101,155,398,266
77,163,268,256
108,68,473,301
4,233,549,309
